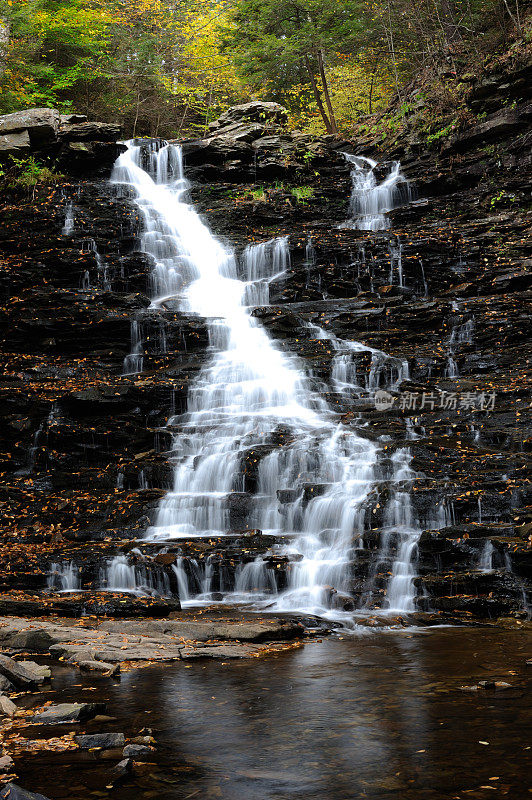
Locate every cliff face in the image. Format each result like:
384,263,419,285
0,62,530,622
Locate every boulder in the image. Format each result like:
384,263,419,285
209,101,288,130
0,755,14,772
0,108,60,144
59,121,122,142
122,743,155,760
75,732,125,750
0,785,51,800
60,114,88,124
108,757,132,787
0,655,44,689
0,694,17,717
18,662,51,680
33,702,105,724
6,629,57,651
56,141,125,176
0,131,31,158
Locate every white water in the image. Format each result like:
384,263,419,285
47,561,80,591
111,141,422,619
342,156,412,231
478,540,494,572
62,200,74,235
100,554,170,596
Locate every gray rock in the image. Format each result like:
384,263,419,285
0,108,60,144
0,694,17,716
0,130,31,156
75,732,125,750
0,754,14,772
6,629,57,652
209,101,288,129
33,702,105,724
60,114,88,124
0,675,14,692
18,662,51,680
181,643,261,660
0,784,51,800
122,743,155,760
0,655,43,689
78,660,120,675
59,121,121,142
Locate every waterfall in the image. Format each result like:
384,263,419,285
341,156,412,231
100,555,170,596
123,320,144,375
47,561,80,591
62,200,74,235
110,140,424,621
384,449,421,612
478,540,494,572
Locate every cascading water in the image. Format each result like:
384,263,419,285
342,155,412,231
111,140,424,620
47,561,80,592
62,200,74,235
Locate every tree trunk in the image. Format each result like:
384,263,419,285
303,54,333,134
0,18,9,79
317,49,338,134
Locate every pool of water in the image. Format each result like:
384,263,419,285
14,626,531,799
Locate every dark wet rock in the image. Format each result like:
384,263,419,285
108,757,132,786
33,702,106,724
0,786,52,800
75,732,125,750
0,676,14,692
0,593,180,618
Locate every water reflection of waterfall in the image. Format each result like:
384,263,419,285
341,155,412,231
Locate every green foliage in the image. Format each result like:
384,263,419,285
7,156,63,188
290,185,315,201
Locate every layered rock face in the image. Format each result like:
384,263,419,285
0,108,123,174
0,84,530,621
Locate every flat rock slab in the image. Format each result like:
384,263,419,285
33,702,106,724
98,618,304,642
181,643,263,659
0,615,305,666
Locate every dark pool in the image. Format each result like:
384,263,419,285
14,626,531,799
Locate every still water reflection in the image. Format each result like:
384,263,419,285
16,627,531,799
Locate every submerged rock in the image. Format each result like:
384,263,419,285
33,702,106,724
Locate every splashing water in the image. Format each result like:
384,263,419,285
342,155,412,231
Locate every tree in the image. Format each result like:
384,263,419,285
226,0,369,134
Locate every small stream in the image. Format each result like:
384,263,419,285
14,628,531,800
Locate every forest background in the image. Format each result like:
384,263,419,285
0,0,528,141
